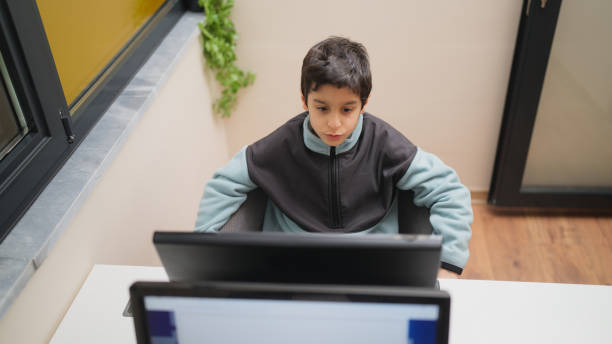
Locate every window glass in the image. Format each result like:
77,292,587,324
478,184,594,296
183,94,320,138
0,51,29,161
36,0,166,107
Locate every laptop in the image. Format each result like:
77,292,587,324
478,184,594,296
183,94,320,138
130,281,450,344
153,231,443,288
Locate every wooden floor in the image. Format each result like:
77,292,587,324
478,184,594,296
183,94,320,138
461,205,612,285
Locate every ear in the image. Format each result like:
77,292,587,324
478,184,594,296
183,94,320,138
301,94,308,110
360,96,370,114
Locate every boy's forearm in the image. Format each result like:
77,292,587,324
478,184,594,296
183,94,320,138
428,186,472,274
194,147,258,232
397,148,473,273
195,178,252,232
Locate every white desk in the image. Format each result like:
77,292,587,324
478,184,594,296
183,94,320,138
50,264,612,344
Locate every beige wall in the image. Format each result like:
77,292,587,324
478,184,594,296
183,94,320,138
0,34,228,343
223,0,522,191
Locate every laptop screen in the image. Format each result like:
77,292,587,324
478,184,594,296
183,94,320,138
142,295,441,344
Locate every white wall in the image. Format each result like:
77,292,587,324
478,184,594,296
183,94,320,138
223,0,522,191
0,34,228,343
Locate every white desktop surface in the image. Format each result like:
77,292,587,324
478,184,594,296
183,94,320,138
50,264,612,344
50,265,167,344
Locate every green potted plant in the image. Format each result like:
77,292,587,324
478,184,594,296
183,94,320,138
197,0,255,117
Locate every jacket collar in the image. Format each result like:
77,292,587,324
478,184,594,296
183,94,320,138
303,113,363,156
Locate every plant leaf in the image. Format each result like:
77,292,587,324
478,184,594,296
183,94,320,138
199,0,255,117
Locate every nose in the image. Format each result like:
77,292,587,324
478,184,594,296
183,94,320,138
328,113,341,130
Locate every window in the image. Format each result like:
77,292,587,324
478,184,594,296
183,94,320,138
37,0,166,109
0,0,184,242
0,51,29,162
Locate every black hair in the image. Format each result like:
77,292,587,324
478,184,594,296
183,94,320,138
301,36,371,108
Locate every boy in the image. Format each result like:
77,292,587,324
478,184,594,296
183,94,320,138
195,37,472,278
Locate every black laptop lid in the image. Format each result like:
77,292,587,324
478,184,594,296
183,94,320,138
153,232,442,288
130,281,450,344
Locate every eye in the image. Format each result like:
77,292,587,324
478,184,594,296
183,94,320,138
317,106,328,112
343,108,354,113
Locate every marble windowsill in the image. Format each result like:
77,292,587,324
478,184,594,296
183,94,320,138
0,12,204,319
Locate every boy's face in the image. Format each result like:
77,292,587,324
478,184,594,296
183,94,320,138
302,84,368,147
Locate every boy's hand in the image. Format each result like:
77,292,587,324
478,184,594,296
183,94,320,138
437,268,459,279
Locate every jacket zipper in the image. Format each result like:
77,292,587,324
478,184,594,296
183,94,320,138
329,147,342,228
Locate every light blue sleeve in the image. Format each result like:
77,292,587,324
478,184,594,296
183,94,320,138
194,146,258,232
396,148,473,270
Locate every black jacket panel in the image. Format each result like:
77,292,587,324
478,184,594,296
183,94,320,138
246,112,417,233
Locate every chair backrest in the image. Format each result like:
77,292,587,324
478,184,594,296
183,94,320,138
219,188,268,232
219,188,433,234
397,190,434,234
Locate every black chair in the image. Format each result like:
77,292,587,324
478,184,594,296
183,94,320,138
219,188,434,234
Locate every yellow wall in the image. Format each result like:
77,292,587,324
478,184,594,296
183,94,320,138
37,0,165,105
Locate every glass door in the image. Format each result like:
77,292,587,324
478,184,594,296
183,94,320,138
521,0,612,190
489,0,612,208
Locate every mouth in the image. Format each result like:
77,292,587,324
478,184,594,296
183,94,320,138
325,134,343,140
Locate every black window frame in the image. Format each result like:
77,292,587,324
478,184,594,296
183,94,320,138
488,0,612,209
0,0,185,243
